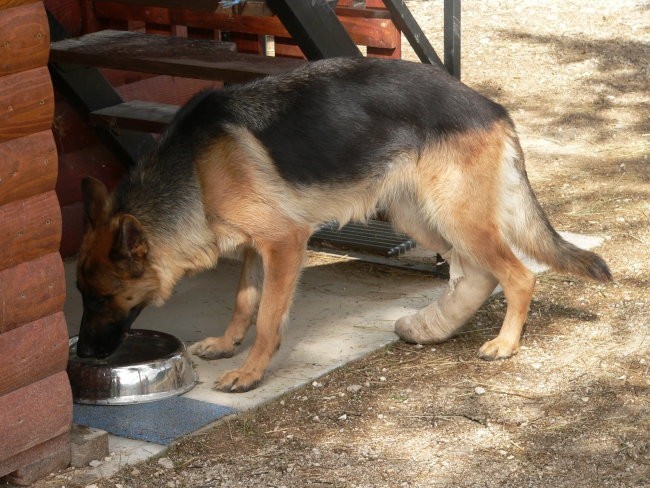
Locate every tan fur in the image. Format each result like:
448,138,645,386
186,121,534,390
79,116,605,391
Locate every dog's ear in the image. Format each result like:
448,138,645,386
81,177,110,228
110,214,148,273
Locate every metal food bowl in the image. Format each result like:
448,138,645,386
67,329,197,405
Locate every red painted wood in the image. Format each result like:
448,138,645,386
0,312,68,397
59,200,84,258
43,0,83,36
93,2,397,49
0,433,70,483
0,252,66,332
0,2,49,76
52,97,103,154
115,75,220,105
0,0,40,9
0,66,54,143
0,130,57,207
0,191,62,271
0,372,72,464
56,143,126,207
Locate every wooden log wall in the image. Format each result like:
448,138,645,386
0,0,72,484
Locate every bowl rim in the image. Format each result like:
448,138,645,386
67,329,197,405
68,329,188,367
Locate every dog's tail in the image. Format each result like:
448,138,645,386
500,131,612,283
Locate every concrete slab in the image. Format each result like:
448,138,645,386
62,231,604,481
64,253,446,411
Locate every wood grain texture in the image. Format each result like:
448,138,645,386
0,252,66,332
0,372,72,464
0,2,49,76
114,74,219,105
59,200,83,258
52,97,102,154
0,312,68,397
94,2,398,48
0,66,54,142
50,30,304,83
0,433,70,483
0,0,40,10
55,143,126,206
0,191,62,271
0,130,57,206
43,0,83,37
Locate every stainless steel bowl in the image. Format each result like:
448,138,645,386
68,329,197,405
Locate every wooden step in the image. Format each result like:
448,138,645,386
50,29,305,83
89,100,178,132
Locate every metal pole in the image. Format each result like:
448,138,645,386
444,0,461,79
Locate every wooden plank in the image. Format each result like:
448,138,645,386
0,66,54,143
90,100,177,133
52,96,105,153
97,0,391,19
0,130,57,207
0,372,72,464
335,6,391,19
228,31,264,55
0,252,66,332
48,11,158,168
95,0,272,16
50,29,305,83
43,0,83,36
59,200,83,258
0,2,49,76
94,2,397,49
0,191,62,271
0,433,70,483
0,312,68,397
342,15,398,49
0,0,40,10
55,143,127,206
114,74,220,105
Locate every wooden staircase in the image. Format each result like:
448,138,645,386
48,0,454,263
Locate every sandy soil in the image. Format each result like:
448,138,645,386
25,1,649,487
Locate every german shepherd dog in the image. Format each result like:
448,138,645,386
76,57,611,392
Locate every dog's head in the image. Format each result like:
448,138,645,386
76,177,160,358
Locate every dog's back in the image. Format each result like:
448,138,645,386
77,57,610,389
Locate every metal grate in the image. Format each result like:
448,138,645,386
310,219,416,257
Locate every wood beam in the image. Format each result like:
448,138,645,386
266,0,361,60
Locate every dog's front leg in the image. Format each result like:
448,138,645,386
189,248,263,359
216,233,308,392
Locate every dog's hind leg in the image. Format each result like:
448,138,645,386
189,248,263,359
216,229,310,392
390,208,499,345
473,242,536,360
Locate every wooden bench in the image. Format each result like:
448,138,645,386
91,0,401,58
50,29,305,83
89,100,177,132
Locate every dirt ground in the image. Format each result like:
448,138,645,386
28,1,649,487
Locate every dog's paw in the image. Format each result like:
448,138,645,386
214,369,262,393
478,337,519,360
188,337,235,360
